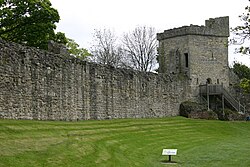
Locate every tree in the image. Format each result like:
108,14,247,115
66,38,91,60
90,29,123,67
231,0,250,54
233,63,250,79
54,32,68,45
0,0,66,49
233,62,250,93
230,2,250,93
122,26,157,72
240,78,250,93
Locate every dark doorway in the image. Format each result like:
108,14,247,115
206,78,212,84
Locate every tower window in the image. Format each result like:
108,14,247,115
184,53,189,68
206,78,212,84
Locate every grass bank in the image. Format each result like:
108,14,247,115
1,117,250,167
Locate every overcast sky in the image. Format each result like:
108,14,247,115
50,0,250,66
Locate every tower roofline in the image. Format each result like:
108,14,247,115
157,16,229,40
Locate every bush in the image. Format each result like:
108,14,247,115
180,101,218,120
215,109,246,121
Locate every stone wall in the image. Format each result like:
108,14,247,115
157,16,230,100
0,39,188,120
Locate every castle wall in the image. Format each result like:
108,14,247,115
157,16,230,100
188,35,229,85
188,35,230,96
0,39,188,120
158,36,190,75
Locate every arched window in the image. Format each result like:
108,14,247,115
206,78,212,84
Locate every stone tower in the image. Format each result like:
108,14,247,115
157,16,230,100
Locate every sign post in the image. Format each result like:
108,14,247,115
162,149,177,162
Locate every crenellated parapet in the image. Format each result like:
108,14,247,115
157,16,229,40
157,16,231,103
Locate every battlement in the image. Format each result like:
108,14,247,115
157,16,229,40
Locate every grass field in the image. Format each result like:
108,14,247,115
1,117,250,167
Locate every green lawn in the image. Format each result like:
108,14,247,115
1,117,250,167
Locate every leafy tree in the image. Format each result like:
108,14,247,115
54,32,68,45
233,63,250,79
0,0,66,49
233,62,250,93
240,78,250,93
230,2,250,93
122,26,157,72
67,38,91,60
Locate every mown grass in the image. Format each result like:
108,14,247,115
1,117,250,167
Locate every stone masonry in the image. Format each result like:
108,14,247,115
0,16,239,121
0,39,188,120
157,16,231,101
